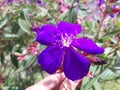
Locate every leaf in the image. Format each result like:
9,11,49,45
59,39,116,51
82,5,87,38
116,79,120,84
99,69,119,81
93,81,101,90
24,55,37,69
23,8,32,27
81,66,102,90
82,76,99,90
0,53,4,64
0,14,11,28
10,54,19,68
58,12,68,21
3,34,18,39
16,55,37,73
85,20,92,30
114,61,120,70
68,7,77,23
37,7,48,17
90,65,101,75
18,19,31,34
116,21,120,28
101,30,120,39
81,77,89,87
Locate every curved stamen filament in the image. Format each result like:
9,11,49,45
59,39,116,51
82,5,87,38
61,33,73,47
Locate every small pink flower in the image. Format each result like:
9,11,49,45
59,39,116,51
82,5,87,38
14,52,26,61
60,0,64,4
59,0,70,13
87,72,94,78
99,4,106,12
77,18,83,24
60,4,68,12
28,47,39,55
27,42,39,55
28,14,36,19
14,42,39,61
17,55,26,61
30,42,38,47
0,75,4,83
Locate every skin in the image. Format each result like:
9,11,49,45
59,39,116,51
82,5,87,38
26,72,82,90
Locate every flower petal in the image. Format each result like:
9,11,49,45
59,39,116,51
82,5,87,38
38,46,64,74
71,38,104,54
63,47,90,80
58,21,82,36
36,24,61,46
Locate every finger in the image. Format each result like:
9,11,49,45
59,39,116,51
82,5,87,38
58,78,81,90
26,73,65,90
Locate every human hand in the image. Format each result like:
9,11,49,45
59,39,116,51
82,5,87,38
26,73,82,90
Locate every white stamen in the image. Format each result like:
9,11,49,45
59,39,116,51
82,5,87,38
61,33,73,47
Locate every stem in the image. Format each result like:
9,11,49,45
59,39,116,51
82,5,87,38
108,46,120,56
95,15,106,41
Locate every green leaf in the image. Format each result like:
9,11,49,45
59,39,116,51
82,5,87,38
23,8,32,27
116,21,120,28
37,7,48,17
116,79,120,84
85,20,92,30
0,53,4,64
10,54,19,68
93,81,101,90
3,34,18,39
82,76,99,90
90,65,101,75
114,61,120,70
81,66,102,90
18,19,31,34
24,56,37,69
16,55,37,73
0,14,11,28
99,69,119,81
101,30,120,39
68,7,77,23
59,12,68,21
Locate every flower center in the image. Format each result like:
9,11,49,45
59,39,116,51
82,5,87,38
61,33,73,47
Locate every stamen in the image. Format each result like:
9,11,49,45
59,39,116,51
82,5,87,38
61,33,73,47
53,33,74,48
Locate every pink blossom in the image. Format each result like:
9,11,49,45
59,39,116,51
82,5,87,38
87,72,94,78
77,18,83,24
27,42,39,55
28,47,39,55
0,75,4,83
60,4,68,12
17,55,26,61
99,4,106,12
60,0,64,4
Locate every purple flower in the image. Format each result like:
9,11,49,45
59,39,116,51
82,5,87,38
37,0,44,6
35,21,104,80
98,0,104,6
37,0,41,4
110,14,115,18
118,11,120,15
7,0,13,3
